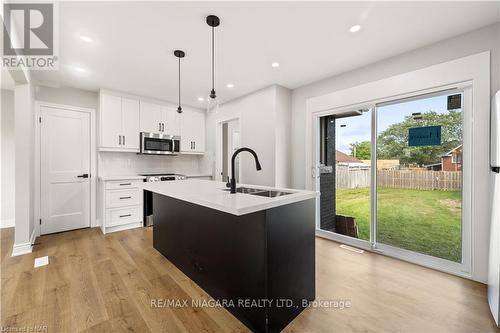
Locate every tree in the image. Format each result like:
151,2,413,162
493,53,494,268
377,110,462,166
350,141,371,159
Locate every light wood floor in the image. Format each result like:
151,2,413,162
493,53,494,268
0,227,497,332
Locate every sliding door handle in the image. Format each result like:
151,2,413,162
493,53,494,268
77,174,89,179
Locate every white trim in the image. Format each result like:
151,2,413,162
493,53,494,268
0,219,15,228
35,101,97,237
11,242,32,257
102,221,143,234
215,116,242,182
307,51,490,283
11,227,35,256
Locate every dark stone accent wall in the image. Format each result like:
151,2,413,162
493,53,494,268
320,116,336,232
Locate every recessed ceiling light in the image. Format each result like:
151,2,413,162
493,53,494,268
271,62,280,68
73,66,86,73
349,25,361,33
80,35,93,43
226,83,234,88
197,97,204,101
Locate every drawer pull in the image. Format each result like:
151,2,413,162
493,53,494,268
119,183,132,186
119,196,132,200
119,214,132,218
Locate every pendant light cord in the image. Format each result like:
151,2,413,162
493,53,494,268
178,56,181,108
211,26,215,92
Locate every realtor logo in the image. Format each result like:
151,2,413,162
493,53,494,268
2,2,58,69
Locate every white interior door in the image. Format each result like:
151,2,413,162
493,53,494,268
41,106,91,234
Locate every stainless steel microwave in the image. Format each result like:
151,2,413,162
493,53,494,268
140,132,180,155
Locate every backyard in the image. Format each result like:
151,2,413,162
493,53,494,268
336,187,462,262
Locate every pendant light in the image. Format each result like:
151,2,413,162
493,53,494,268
206,15,220,102
174,50,185,113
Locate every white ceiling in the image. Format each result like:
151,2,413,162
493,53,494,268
31,2,500,107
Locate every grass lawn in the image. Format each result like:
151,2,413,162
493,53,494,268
336,187,462,262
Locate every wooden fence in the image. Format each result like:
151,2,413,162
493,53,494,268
336,168,462,191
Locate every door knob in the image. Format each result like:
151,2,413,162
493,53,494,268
77,174,89,178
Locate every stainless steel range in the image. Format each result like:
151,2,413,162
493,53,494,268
141,173,186,226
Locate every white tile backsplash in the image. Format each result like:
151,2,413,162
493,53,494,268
98,152,211,176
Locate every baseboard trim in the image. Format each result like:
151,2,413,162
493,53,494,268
11,228,37,257
11,242,32,257
1,219,15,229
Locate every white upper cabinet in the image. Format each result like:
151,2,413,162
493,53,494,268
139,101,162,133
100,90,204,154
180,109,205,154
99,92,140,152
140,102,180,135
121,98,140,149
163,106,180,136
100,94,122,149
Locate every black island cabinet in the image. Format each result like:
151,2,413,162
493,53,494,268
152,193,316,333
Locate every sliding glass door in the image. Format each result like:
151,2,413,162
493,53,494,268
318,109,372,243
376,93,463,263
316,88,469,272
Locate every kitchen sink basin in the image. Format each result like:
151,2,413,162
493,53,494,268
224,187,292,197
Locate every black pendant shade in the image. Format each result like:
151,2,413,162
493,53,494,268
206,15,220,100
174,50,185,113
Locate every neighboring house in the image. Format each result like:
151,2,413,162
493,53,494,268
441,144,463,171
336,150,369,169
424,144,463,171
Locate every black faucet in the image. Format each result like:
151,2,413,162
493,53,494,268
226,147,262,194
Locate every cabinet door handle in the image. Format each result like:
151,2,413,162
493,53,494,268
161,123,164,132
119,196,132,200
119,135,121,145
193,141,195,150
119,214,131,218
123,135,125,146
159,122,161,132
119,183,131,186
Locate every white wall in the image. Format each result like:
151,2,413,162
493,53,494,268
274,85,292,188
36,85,99,110
291,23,500,189
206,85,292,187
1,89,15,228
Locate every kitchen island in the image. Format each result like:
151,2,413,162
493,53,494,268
142,179,318,333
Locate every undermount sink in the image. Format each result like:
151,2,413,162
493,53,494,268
225,187,292,197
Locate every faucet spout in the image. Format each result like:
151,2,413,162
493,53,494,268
229,147,261,193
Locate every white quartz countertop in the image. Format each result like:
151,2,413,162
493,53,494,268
141,179,318,216
98,175,146,181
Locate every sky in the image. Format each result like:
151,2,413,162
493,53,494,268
335,93,462,154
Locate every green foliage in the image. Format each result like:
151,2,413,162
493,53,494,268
349,141,371,160
377,110,462,166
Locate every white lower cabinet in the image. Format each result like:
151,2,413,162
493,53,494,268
99,178,143,234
